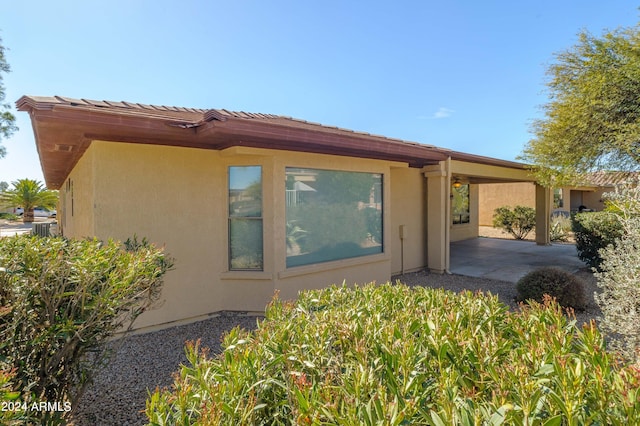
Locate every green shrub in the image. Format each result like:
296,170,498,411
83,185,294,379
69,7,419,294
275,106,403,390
572,211,623,269
595,182,640,363
0,365,25,425
0,235,173,424
550,214,572,242
146,283,640,425
0,212,19,221
493,205,536,240
516,267,587,311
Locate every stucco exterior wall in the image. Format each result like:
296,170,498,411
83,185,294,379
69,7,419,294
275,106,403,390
60,145,96,237
63,141,398,331
389,167,426,274
582,189,608,211
478,182,536,226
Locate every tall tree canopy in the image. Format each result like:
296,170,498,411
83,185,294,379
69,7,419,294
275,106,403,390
521,24,640,186
0,34,17,158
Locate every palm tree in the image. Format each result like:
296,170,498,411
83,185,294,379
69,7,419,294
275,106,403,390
0,179,58,223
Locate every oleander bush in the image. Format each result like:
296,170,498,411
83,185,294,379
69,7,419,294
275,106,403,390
146,283,640,425
493,205,536,240
0,365,24,425
572,211,623,270
0,234,173,425
516,267,587,311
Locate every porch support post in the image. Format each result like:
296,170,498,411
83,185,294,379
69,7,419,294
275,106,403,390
535,183,551,245
423,161,449,273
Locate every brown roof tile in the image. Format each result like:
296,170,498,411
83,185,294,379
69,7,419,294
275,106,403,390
586,171,639,187
16,94,531,188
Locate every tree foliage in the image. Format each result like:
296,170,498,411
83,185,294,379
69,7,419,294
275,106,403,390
0,179,58,223
594,181,640,363
0,34,18,158
521,25,640,186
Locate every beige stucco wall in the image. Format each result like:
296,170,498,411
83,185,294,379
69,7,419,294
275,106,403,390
63,141,399,331
60,146,96,236
560,187,609,212
478,182,536,226
389,167,426,274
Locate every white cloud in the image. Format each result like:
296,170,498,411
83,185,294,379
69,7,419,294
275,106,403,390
419,107,455,120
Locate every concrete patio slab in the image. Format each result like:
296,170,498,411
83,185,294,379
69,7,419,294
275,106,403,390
450,238,584,283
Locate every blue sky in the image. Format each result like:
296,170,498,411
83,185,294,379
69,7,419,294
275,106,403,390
0,1,638,184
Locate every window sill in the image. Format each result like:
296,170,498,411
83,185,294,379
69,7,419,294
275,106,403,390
220,271,274,281
278,253,390,279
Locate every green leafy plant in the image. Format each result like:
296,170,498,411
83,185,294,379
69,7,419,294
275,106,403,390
516,267,587,311
595,181,640,363
550,214,572,242
0,365,25,425
572,211,623,270
146,283,640,425
0,234,173,424
0,212,19,221
493,205,536,240
0,179,58,223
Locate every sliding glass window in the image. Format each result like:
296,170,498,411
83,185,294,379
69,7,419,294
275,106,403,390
286,167,383,267
228,166,263,270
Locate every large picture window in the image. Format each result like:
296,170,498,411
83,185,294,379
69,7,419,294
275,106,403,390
285,167,383,267
229,166,263,270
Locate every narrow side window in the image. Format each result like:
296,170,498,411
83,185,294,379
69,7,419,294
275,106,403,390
228,166,263,270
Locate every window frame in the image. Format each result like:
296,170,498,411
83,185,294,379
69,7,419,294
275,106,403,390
228,165,264,271
452,183,470,225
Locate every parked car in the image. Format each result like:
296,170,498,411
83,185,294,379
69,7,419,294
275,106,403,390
14,207,57,218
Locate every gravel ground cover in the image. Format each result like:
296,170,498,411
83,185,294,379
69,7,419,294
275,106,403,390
69,313,262,426
70,270,600,425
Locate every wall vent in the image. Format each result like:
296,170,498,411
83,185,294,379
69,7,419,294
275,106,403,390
54,144,74,152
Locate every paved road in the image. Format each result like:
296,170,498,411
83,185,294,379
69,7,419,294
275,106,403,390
0,220,56,238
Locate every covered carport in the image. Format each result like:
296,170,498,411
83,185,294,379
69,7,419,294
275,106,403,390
423,156,551,274
449,238,583,283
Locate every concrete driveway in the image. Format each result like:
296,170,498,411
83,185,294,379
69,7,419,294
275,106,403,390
450,238,585,283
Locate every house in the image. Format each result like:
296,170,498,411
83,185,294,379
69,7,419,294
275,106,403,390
478,172,638,226
17,95,551,332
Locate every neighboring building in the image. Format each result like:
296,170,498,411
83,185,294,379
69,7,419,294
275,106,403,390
478,172,638,226
18,95,550,331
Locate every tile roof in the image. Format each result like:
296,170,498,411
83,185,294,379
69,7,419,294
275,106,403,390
17,95,438,148
17,95,532,188
586,171,640,187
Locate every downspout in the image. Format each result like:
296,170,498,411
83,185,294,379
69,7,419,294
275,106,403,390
445,157,452,274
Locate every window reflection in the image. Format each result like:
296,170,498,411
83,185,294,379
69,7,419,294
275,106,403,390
286,168,383,267
229,166,263,270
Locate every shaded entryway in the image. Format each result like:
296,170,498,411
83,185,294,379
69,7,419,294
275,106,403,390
450,238,585,283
